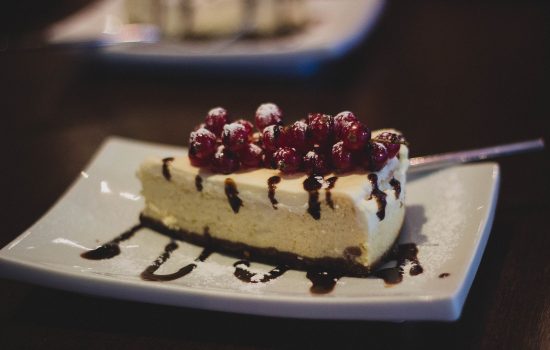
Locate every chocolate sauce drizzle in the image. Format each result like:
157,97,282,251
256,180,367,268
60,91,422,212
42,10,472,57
267,176,281,209
224,178,243,213
439,273,450,278
306,270,344,294
303,175,324,220
233,260,290,283
368,173,387,220
374,243,424,285
141,241,212,281
82,224,423,293
324,176,338,209
389,178,401,199
195,175,203,192
80,224,143,260
162,157,174,181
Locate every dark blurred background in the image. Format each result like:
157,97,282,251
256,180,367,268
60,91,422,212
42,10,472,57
1,1,549,349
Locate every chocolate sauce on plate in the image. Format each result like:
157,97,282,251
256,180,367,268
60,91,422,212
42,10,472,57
82,215,423,291
162,157,174,181
374,243,423,285
81,224,143,260
233,260,289,283
267,176,281,209
439,273,450,278
141,242,212,281
306,269,344,294
224,178,243,213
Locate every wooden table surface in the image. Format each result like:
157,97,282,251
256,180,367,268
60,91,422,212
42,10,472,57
1,1,549,349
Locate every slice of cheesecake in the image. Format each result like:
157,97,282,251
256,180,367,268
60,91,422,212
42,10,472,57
137,130,408,276
126,0,308,39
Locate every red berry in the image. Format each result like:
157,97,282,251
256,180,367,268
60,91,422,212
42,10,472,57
222,122,249,152
303,150,328,175
307,113,334,146
262,124,284,152
189,127,217,160
284,120,311,153
205,107,230,136
375,132,402,158
235,119,254,137
369,142,389,171
331,141,354,172
273,147,301,173
342,122,370,151
255,103,283,130
333,111,358,140
188,147,210,167
211,145,239,174
239,143,264,168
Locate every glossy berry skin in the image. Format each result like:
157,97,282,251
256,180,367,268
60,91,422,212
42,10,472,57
273,147,301,173
255,103,283,130
262,124,285,152
189,127,217,160
188,147,210,167
375,132,402,158
369,141,389,171
222,122,249,152
303,150,328,175
307,113,334,146
284,120,311,152
331,141,354,172
341,121,371,151
205,107,230,136
333,111,358,140
239,143,263,168
235,119,254,137
211,145,239,174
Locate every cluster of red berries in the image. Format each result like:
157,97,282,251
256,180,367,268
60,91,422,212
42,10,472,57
188,103,405,175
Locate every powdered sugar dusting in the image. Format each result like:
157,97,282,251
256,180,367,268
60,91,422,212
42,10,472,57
208,107,226,117
406,170,468,279
214,145,225,159
256,103,280,118
223,122,245,136
304,151,316,160
293,120,308,132
263,124,276,138
190,127,214,143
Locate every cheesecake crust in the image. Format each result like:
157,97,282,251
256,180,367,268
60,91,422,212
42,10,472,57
139,214,403,277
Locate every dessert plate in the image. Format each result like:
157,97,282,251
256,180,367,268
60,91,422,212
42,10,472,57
0,137,499,321
45,0,385,76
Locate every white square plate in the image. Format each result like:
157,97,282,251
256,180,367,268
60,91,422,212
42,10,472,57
0,137,499,321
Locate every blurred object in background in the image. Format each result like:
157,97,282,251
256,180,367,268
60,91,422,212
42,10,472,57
126,0,308,39
40,0,386,77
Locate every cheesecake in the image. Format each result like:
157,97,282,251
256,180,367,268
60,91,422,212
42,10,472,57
137,105,408,276
126,0,308,39
138,137,407,275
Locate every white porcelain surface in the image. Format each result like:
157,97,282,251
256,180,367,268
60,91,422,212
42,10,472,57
46,0,385,73
0,137,500,321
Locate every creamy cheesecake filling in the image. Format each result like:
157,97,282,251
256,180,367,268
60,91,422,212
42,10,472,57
137,130,408,271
